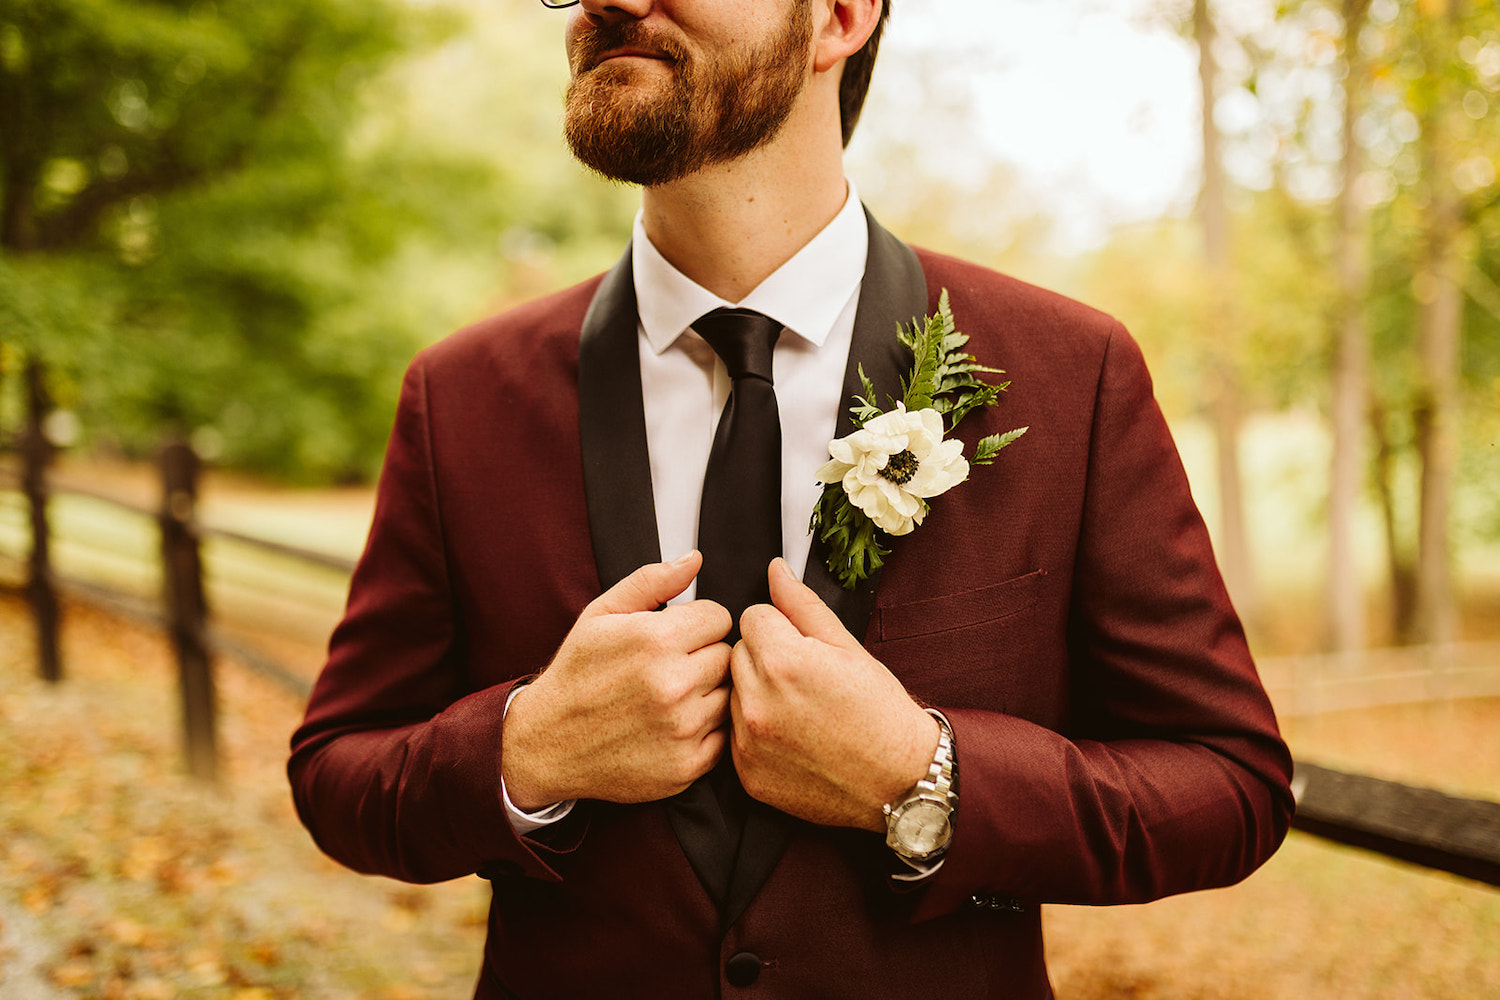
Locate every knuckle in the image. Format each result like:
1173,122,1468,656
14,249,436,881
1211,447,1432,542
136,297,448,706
739,703,776,743
706,602,734,634
642,673,683,710
667,709,701,743
741,604,773,630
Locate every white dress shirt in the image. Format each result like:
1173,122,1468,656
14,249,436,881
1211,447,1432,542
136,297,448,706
504,183,868,831
634,184,867,594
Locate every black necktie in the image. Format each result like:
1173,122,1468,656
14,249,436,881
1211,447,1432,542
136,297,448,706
665,308,783,914
694,308,784,642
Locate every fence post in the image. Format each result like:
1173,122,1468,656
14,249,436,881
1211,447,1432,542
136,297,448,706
159,439,217,782
23,357,62,683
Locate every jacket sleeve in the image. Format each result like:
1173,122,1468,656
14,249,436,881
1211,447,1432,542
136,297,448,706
915,322,1294,920
286,356,579,885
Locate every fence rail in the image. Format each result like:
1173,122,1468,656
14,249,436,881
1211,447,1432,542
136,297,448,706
1261,643,1500,717
1292,763,1500,887
0,458,341,698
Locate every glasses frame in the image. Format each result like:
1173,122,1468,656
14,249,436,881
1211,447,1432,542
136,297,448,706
539,1,580,7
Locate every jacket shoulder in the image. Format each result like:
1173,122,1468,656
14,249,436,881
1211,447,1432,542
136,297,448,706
413,274,606,381
913,247,1126,365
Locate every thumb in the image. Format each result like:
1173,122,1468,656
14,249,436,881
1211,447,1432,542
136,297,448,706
766,557,860,649
585,550,701,618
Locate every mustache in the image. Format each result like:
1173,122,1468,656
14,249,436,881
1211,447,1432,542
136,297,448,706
569,20,689,74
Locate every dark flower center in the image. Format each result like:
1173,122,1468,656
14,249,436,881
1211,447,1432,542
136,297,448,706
880,449,919,486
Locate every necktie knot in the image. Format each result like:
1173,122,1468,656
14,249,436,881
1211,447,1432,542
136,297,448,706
694,309,782,383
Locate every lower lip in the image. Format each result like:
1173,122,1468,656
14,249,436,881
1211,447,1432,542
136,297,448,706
599,53,669,66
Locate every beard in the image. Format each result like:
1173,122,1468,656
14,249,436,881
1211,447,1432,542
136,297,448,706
563,3,812,186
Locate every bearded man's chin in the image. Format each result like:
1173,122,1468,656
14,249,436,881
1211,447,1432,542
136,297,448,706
564,86,693,187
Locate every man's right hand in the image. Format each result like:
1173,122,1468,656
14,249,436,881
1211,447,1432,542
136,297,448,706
501,550,732,811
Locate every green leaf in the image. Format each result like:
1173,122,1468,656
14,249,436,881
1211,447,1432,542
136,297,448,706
810,481,891,589
847,364,882,426
971,426,1029,466
899,289,949,412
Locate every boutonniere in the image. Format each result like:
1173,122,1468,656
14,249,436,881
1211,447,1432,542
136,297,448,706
810,290,1029,590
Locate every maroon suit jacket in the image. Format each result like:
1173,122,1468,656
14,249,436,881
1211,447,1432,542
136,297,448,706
289,218,1293,999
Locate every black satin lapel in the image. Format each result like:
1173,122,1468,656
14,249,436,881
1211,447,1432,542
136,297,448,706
721,798,796,929
802,210,929,643
578,245,662,590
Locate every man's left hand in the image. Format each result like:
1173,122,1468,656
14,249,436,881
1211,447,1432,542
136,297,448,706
730,558,939,832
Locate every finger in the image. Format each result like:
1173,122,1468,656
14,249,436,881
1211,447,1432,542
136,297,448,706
696,726,727,773
681,641,733,696
726,630,765,694
766,557,860,649
726,686,750,776
696,683,730,734
728,683,744,735
736,589,812,658
655,598,733,651
584,550,702,618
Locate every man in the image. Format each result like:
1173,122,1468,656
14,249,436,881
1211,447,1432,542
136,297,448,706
288,0,1294,996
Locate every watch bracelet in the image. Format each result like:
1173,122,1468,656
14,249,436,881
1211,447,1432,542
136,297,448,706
923,708,958,808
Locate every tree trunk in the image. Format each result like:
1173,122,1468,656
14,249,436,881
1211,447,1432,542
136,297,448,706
1195,0,1258,624
1412,0,1466,644
24,357,63,682
1328,0,1373,651
1370,400,1417,642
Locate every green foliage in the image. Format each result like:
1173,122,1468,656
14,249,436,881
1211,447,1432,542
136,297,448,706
847,365,883,427
896,289,1012,429
809,481,890,592
0,0,636,482
972,426,1028,467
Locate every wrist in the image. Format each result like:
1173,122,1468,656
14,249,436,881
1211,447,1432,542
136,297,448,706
859,708,941,833
881,709,958,862
500,683,564,812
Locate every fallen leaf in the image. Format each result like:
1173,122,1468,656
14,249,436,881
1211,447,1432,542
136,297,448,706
49,958,95,987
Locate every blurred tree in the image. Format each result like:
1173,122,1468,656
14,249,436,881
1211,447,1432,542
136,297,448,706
1409,0,1467,644
1209,0,1498,643
0,0,416,479
0,0,634,482
0,0,393,253
1362,0,1499,641
1194,0,1260,626
1329,0,1373,652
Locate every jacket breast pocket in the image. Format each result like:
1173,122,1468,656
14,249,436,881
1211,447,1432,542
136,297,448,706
872,569,1044,642
868,570,1052,712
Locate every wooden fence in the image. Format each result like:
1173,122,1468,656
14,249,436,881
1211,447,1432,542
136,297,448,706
1,360,350,781
2,361,1497,886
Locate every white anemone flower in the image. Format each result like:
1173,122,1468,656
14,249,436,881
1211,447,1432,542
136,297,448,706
815,403,969,536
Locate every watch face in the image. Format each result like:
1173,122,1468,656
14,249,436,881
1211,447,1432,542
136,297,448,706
892,800,952,856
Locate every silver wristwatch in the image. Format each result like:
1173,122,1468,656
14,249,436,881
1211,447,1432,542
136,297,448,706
883,710,958,862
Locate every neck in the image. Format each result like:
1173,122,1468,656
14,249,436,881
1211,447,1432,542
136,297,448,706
639,102,848,303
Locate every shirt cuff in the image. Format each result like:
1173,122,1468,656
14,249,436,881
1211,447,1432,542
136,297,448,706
502,684,577,835
892,856,945,882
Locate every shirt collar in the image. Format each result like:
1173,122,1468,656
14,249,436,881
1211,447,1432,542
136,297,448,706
633,179,868,355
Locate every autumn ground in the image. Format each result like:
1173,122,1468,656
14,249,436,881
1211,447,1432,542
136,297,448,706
1,456,1499,998
0,591,490,999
